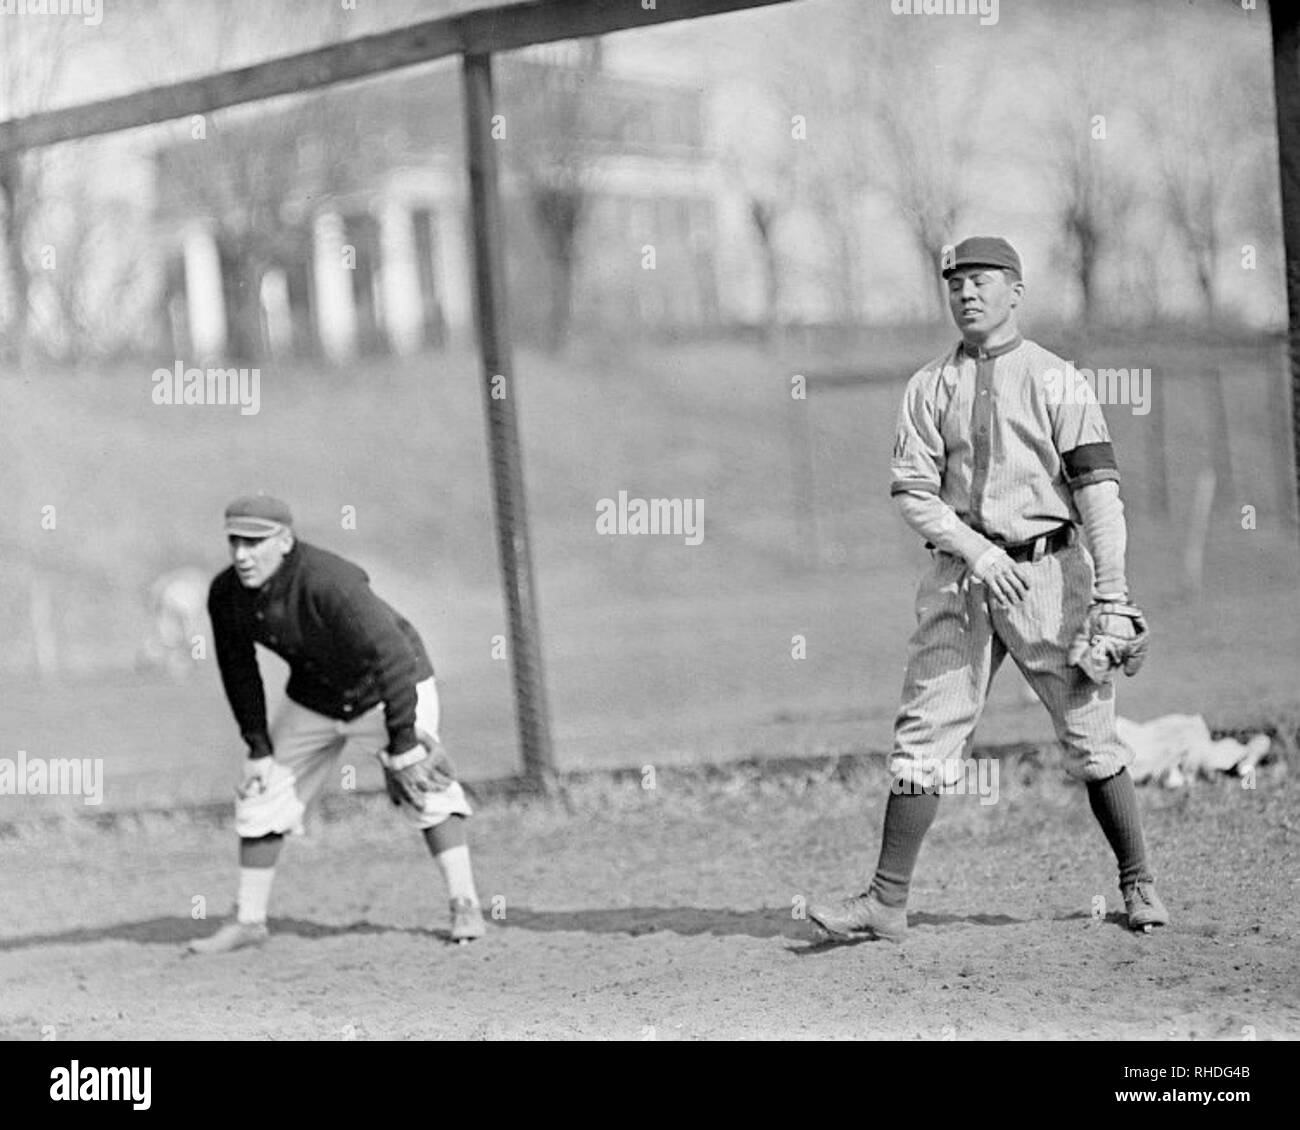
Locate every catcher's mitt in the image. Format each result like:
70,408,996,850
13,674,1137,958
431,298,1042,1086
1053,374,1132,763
379,730,457,808
1068,600,1150,684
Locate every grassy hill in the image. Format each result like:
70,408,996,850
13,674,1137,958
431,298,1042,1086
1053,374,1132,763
2,327,1298,801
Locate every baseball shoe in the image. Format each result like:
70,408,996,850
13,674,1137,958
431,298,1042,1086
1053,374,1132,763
187,919,269,955
1122,881,1169,932
807,891,908,942
449,898,486,943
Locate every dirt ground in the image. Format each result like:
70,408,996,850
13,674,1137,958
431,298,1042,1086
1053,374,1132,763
3,753,1297,1041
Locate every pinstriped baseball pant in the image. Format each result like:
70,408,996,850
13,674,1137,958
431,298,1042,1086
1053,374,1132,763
889,543,1132,788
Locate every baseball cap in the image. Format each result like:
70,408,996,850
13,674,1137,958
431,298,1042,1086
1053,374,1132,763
942,236,1022,279
224,494,293,538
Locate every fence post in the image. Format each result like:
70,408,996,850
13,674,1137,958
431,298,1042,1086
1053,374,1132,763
462,51,556,789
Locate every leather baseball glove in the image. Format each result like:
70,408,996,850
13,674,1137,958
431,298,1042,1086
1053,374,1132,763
1068,600,1150,684
379,730,457,808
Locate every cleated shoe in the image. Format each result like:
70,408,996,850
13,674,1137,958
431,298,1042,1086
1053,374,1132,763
1122,881,1169,932
449,898,486,943
187,920,269,955
807,891,908,942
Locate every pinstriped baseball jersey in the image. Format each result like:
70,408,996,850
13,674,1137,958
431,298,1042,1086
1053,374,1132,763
889,334,1119,544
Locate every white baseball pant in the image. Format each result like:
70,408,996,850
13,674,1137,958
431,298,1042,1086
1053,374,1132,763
235,676,473,837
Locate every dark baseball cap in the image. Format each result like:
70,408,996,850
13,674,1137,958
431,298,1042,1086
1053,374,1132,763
942,236,1022,279
224,494,293,538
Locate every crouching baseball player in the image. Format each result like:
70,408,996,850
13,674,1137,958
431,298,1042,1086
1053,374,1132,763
189,495,486,953
809,237,1167,942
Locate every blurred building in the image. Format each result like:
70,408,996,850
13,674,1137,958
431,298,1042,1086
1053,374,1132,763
153,49,741,360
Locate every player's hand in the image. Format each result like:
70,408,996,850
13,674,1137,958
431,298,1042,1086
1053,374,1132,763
237,756,274,799
974,549,1032,608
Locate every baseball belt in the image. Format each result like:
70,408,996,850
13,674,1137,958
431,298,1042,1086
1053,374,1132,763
996,524,1075,564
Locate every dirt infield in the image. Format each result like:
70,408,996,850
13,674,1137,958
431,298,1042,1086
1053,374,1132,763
3,754,1296,1041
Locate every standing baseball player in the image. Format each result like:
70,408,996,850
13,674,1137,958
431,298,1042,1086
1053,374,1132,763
808,237,1167,941
189,495,486,953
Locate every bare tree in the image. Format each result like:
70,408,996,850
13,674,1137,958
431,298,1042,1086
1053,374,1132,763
712,1,912,330
857,25,988,320
747,192,788,331
1027,30,1143,327
716,95,799,337
1149,60,1276,326
3,0,387,363
127,1,372,362
499,40,619,352
34,165,156,358
155,105,350,361
0,16,74,363
1046,123,1137,324
786,15,875,326
709,27,830,335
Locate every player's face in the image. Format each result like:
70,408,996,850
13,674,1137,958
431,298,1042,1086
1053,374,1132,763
947,268,1022,342
229,531,293,589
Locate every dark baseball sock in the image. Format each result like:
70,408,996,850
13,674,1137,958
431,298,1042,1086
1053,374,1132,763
423,814,467,856
869,788,940,908
1086,768,1152,887
239,832,284,869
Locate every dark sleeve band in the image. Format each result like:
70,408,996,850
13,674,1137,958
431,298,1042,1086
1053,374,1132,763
1070,467,1121,489
1063,441,1118,482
